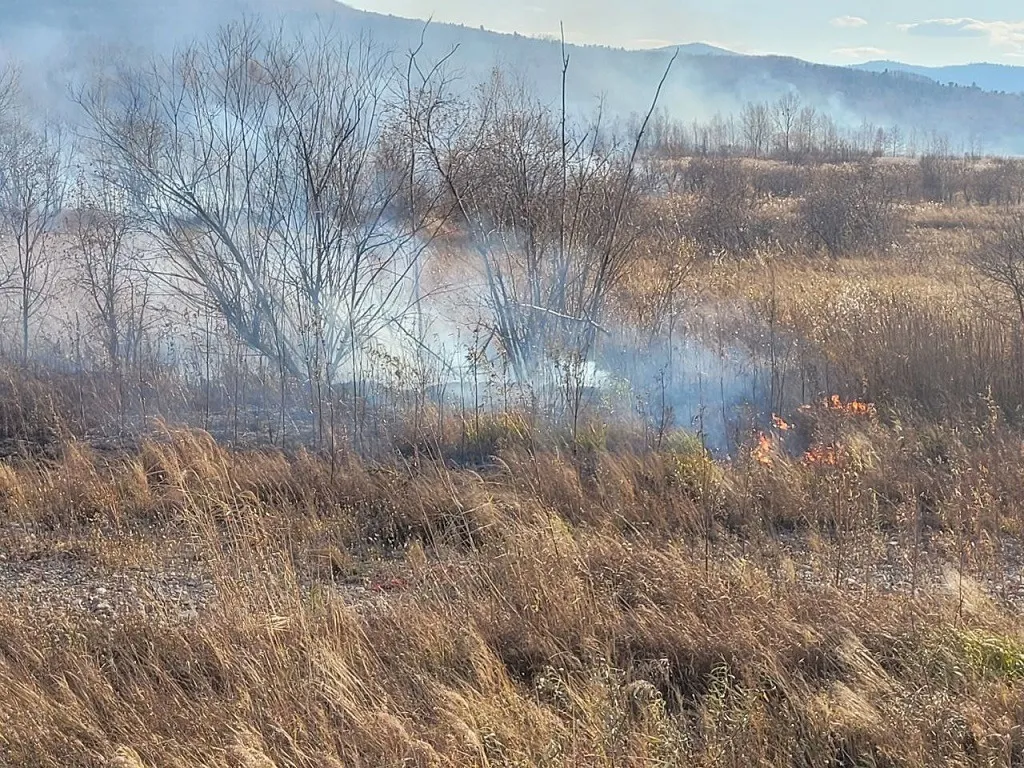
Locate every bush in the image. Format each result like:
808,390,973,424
686,158,765,257
750,162,809,199
800,161,904,256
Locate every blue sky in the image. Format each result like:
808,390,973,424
345,1,1024,65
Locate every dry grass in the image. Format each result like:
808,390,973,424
627,197,1024,427
5,169,1024,764
0,413,1023,766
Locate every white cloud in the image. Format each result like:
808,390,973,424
899,18,989,38
831,16,868,28
898,18,1024,52
832,46,887,59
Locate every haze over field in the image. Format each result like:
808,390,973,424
3,0,1024,152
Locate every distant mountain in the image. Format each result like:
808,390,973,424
665,43,739,57
4,1,1024,153
853,60,1024,95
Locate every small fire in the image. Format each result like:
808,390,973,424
803,444,840,467
772,414,792,431
826,395,875,416
753,432,773,466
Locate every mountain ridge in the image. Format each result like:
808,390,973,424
3,0,1024,153
853,60,1024,95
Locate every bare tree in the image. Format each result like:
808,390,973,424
795,105,818,158
708,113,736,155
79,20,440,399
66,165,151,427
772,92,800,160
0,66,17,116
68,172,146,367
740,101,771,159
888,124,904,158
418,54,674,393
0,117,68,362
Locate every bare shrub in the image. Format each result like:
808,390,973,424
967,159,1024,207
419,49,676,419
971,212,1024,328
750,162,808,199
800,161,903,257
686,157,761,257
919,153,963,204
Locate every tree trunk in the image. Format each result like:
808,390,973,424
21,285,29,365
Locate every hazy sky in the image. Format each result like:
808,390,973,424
345,1,1024,66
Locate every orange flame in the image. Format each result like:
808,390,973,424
772,414,792,431
826,395,875,416
803,444,840,467
753,432,773,466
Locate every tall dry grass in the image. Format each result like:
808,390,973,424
0,415,1023,765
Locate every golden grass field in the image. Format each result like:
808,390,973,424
3,421,1024,767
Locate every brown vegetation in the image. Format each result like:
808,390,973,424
3,21,1024,768
1,382,1024,765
